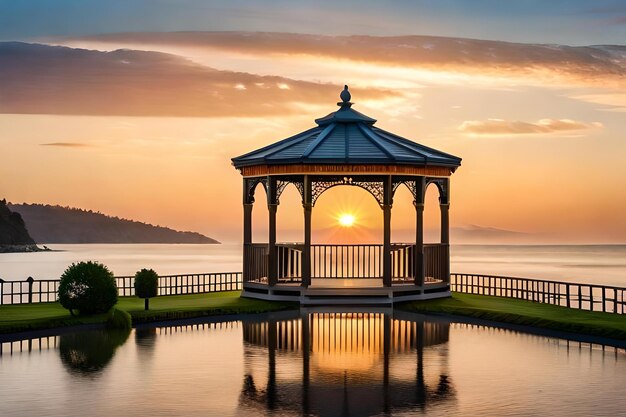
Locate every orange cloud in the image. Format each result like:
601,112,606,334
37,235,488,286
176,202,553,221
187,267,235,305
0,42,396,117
40,142,90,148
71,32,626,88
569,92,626,112
458,118,603,135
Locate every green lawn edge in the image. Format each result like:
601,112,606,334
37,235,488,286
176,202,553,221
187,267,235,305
397,292,626,341
0,291,296,334
3,291,626,341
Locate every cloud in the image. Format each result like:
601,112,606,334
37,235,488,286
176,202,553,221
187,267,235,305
40,142,90,148
70,32,626,88
570,92,626,112
0,42,396,117
458,118,603,135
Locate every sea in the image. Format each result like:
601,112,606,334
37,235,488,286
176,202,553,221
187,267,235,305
0,243,625,287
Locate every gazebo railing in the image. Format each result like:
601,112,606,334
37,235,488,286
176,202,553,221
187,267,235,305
391,243,449,283
277,243,303,282
391,243,415,282
244,242,449,284
424,244,449,284
244,243,269,283
311,244,382,279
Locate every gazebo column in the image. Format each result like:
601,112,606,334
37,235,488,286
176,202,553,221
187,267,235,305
439,178,450,244
302,175,312,287
243,204,253,244
242,178,254,282
439,178,451,283
243,202,253,282
414,177,425,287
382,176,392,287
267,177,278,286
440,203,450,244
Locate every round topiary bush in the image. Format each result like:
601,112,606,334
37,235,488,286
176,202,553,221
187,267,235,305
134,268,159,310
58,261,118,315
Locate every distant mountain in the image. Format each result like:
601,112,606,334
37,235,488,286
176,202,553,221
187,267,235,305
8,203,219,244
451,225,531,243
0,199,41,252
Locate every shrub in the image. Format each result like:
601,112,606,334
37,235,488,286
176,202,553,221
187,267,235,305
106,308,132,330
58,261,118,315
134,268,159,310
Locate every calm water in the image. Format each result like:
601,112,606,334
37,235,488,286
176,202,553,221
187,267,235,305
1,311,625,417
1,244,625,287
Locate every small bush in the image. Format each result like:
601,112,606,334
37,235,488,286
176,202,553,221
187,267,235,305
134,268,159,310
106,308,132,330
58,261,118,315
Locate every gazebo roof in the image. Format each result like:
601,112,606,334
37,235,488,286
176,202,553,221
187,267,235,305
232,86,461,170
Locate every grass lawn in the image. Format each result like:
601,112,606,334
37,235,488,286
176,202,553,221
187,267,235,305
4,291,625,341
0,291,295,334
399,292,626,341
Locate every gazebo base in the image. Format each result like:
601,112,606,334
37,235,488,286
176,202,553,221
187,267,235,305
242,281,450,306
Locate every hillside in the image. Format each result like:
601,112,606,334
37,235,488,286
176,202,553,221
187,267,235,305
0,199,40,252
8,203,219,244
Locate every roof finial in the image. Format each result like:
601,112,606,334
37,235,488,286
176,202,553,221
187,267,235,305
338,85,352,108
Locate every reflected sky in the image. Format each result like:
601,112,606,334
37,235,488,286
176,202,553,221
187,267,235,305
1,311,625,416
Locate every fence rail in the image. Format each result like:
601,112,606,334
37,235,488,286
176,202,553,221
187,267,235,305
451,273,626,314
5,270,624,315
0,272,242,305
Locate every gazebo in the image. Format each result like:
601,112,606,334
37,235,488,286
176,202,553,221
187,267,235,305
232,86,461,305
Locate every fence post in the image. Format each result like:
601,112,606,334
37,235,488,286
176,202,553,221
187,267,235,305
26,276,34,304
0,278,4,305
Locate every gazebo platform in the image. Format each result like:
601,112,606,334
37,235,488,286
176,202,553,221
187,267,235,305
243,279,450,305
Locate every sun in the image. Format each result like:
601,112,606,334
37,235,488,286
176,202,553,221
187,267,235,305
338,213,356,227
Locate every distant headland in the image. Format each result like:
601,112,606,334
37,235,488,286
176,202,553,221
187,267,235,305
4,202,219,247
0,199,43,252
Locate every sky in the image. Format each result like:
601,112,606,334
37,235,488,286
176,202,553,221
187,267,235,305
0,1,625,244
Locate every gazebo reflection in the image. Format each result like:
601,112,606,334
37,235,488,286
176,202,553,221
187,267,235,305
239,311,454,416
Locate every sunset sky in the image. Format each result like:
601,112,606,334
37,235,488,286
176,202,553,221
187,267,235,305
1,1,625,244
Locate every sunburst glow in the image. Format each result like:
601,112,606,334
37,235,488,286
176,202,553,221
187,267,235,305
338,213,356,227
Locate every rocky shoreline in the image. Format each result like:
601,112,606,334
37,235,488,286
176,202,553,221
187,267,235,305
0,244,49,253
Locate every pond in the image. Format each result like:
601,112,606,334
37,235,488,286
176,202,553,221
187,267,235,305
1,311,625,417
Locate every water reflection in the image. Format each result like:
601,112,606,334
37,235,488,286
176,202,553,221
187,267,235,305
59,328,130,376
1,314,626,416
240,310,454,416
135,327,158,351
